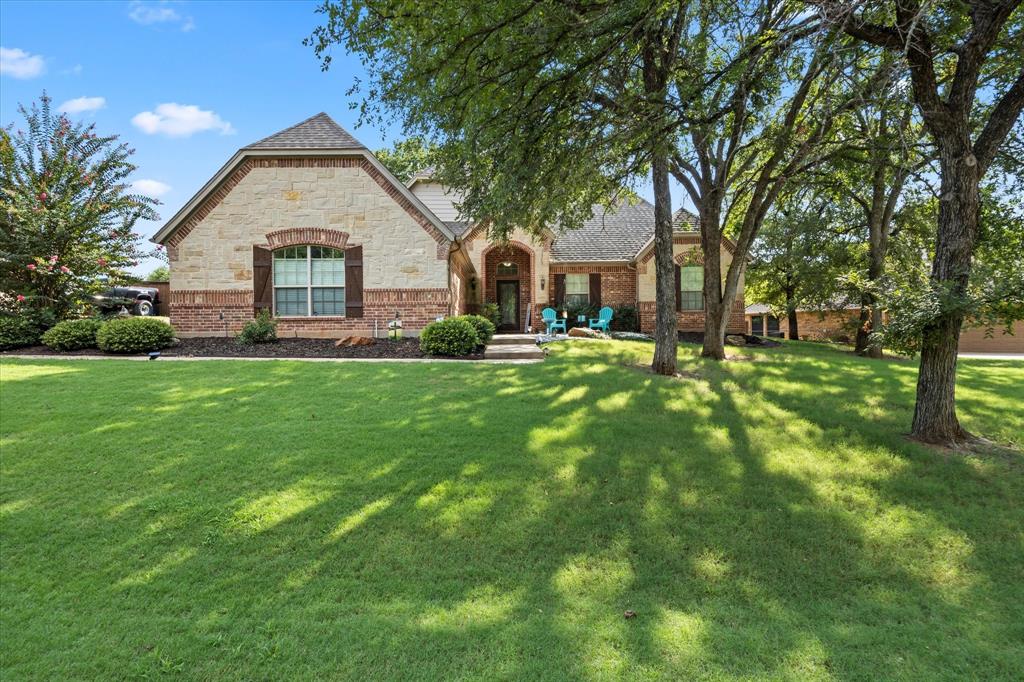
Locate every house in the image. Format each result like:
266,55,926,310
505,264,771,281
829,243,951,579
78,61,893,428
745,304,861,342
153,113,745,337
746,303,1024,353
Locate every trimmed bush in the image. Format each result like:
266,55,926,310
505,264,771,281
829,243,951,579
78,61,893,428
480,303,501,327
457,314,496,346
0,316,41,350
237,310,278,345
96,317,175,353
41,319,103,351
419,317,478,356
611,305,639,332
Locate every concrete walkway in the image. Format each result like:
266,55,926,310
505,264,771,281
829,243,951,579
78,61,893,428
958,353,1024,360
484,334,546,361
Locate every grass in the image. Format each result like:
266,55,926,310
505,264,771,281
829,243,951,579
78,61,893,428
1,340,1021,680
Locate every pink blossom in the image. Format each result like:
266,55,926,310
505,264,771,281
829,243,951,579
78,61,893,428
26,263,36,271
97,258,107,267
39,192,47,202
49,255,58,263
60,265,70,274
16,295,25,302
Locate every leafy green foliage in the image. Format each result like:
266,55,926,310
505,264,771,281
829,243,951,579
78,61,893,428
0,94,159,321
610,305,639,332
145,266,169,283
456,314,495,346
419,317,478,356
0,316,41,350
95,317,174,353
236,310,278,345
479,303,501,327
41,318,102,351
375,136,439,184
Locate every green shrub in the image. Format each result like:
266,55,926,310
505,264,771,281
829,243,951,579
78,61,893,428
41,319,103,351
457,314,496,346
96,317,175,353
480,302,501,327
611,305,639,332
237,310,278,345
0,316,42,350
419,317,479,356
562,301,599,330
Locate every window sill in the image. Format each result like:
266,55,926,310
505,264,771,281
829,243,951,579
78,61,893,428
274,316,349,320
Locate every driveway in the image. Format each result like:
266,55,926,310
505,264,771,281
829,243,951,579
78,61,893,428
959,353,1024,360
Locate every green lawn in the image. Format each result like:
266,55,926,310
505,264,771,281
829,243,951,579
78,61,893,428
1,341,1021,680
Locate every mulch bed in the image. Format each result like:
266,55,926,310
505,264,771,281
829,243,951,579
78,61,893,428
2,337,485,360
677,331,782,348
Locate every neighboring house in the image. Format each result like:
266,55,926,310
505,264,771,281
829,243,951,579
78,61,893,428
746,303,1024,353
745,304,861,342
153,113,745,337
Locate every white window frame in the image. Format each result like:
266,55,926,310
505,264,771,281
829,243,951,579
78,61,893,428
273,246,346,317
679,266,703,311
564,273,590,306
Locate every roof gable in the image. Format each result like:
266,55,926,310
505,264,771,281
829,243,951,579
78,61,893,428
244,112,365,150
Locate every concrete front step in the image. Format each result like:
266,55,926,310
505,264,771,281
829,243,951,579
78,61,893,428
484,343,545,360
489,334,537,345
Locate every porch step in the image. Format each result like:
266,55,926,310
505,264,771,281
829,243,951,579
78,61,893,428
489,334,536,345
484,336,545,360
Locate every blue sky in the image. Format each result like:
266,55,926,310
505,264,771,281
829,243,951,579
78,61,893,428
1,0,668,276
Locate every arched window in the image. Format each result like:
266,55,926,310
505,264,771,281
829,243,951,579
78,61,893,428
273,246,345,316
496,261,518,277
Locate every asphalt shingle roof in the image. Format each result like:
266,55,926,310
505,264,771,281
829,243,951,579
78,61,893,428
550,202,699,262
444,221,472,238
244,112,365,150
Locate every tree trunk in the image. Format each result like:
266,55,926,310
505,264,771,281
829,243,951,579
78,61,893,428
701,202,726,360
650,153,678,375
785,284,798,340
910,148,979,445
855,300,871,354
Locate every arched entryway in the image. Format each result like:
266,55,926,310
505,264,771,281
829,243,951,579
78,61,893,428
483,242,533,332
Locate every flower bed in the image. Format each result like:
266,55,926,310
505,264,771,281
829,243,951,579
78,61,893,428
1,336,485,360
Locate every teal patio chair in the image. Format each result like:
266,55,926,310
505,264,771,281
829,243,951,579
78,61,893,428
588,306,613,333
542,307,567,335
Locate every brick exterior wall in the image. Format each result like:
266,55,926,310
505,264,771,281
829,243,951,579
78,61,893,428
171,288,449,338
483,244,532,330
548,264,637,306
639,298,746,334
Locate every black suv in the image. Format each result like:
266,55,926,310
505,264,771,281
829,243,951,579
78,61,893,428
92,286,161,316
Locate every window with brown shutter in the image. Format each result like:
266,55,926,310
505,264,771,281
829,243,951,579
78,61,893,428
345,244,363,318
553,273,566,306
253,245,273,314
589,273,601,307
674,265,682,312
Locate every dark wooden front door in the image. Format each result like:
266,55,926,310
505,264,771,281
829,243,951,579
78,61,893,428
497,280,520,331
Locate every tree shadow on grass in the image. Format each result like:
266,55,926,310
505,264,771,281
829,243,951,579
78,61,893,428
1,348,1021,679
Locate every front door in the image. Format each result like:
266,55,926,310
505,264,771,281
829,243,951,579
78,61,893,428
497,280,520,332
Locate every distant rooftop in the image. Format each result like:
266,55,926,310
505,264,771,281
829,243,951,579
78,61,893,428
244,112,365,150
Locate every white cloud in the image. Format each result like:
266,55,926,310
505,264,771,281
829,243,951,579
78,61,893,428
132,179,172,197
0,47,46,79
58,96,107,114
62,64,84,76
128,2,195,32
131,103,235,137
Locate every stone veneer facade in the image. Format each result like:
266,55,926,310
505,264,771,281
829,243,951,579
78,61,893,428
167,156,452,337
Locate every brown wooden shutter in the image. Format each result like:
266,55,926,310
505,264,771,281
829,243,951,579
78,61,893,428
589,273,601,307
253,245,273,313
345,244,363,318
674,265,682,312
553,273,566,306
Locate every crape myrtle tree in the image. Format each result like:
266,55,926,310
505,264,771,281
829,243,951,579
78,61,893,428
819,0,1024,444
0,94,159,325
667,0,890,359
308,0,697,375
